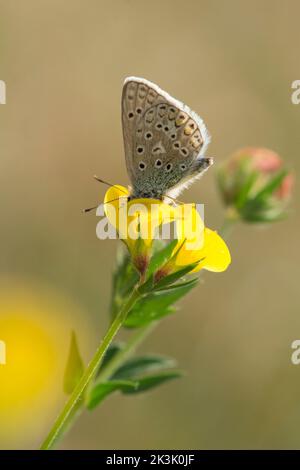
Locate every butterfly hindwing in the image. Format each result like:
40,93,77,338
121,77,212,199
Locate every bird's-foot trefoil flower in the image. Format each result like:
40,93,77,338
103,185,174,276
103,185,231,282
154,204,231,282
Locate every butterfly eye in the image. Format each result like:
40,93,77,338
180,164,186,171
155,159,162,168
145,132,153,140
165,163,173,172
139,162,146,171
137,146,144,154
128,112,134,119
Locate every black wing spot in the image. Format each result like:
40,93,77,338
180,147,188,156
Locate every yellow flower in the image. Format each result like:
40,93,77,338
103,185,174,273
164,205,231,275
103,186,231,276
174,227,231,273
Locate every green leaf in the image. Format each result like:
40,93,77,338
138,240,180,295
147,239,178,277
235,171,259,209
138,274,154,294
121,370,183,395
252,170,288,203
155,277,199,291
87,380,138,410
87,369,182,409
154,262,200,290
125,280,197,328
63,331,85,395
242,208,287,223
112,355,177,380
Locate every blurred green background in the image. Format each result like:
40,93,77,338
0,0,299,450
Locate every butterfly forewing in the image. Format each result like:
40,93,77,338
122,77,211,199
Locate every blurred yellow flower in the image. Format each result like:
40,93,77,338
0,279,89,449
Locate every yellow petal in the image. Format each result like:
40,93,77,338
103,187,174,251
194,228,231,272
173,204,205,258
174,228,231,273
104,185,129,229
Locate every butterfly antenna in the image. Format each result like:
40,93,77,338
103,196,128,205
82,205,98,213
93,175,128,195
82,196,129,213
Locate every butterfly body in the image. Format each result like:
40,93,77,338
122,77,212,201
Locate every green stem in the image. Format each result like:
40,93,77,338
220,210,239,238
40,286,141,450
93,322,157,386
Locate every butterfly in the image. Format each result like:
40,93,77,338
122,77,212,201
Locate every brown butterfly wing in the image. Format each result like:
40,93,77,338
121,77,211,199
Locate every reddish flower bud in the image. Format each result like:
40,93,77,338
218,147,293,223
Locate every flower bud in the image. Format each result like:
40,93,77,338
217,147,294,223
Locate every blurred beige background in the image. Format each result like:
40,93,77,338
0,0,299,449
